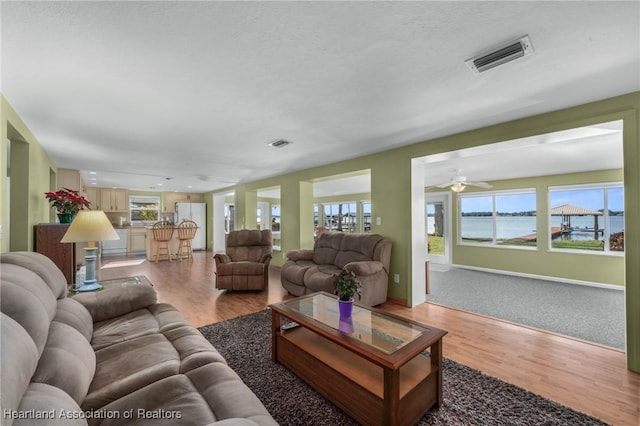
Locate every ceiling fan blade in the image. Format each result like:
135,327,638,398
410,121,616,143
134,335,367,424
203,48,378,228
435,182,453,188
466,181,493,189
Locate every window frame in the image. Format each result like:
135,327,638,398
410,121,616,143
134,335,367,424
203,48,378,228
457,188,537,250
129,195,161,224
322,201,358,233
548,182,624,255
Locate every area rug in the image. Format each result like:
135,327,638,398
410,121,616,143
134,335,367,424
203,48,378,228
198,309,606,426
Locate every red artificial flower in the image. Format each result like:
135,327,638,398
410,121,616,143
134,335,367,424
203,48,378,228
44,188,91,214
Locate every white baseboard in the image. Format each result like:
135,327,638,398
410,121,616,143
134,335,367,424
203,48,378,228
445,264,625,291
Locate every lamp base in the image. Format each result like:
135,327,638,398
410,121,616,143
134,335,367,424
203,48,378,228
76,281,103,292
77,246,102,292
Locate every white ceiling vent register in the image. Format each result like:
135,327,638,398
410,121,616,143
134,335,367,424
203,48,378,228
268,139,292,148
465,35,533,74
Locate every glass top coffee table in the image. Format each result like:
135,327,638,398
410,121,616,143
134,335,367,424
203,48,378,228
270,292,447,425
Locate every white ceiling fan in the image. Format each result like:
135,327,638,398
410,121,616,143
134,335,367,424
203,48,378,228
432,169,493,192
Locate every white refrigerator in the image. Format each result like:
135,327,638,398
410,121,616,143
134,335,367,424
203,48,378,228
175,202,206,250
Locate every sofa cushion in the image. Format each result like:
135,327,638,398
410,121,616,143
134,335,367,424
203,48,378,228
85,323,227,411
72,283,157,323
1,314,39,423
17,383,88,426
1,264,57,356
91,374,216,425
163,325,227,372
225,229,272,263
91,309,163,351
84,333,181,410
0,251,68,299
217,261,265,277
281,260,314,285
186,363,278,425
304,265,341,294
334,233,384,269
91,302,221,353
55,298,94,342
32,321,96,405
312,232,344,266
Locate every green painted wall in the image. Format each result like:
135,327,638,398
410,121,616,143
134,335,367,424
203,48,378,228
452,169,624,286
212,92,640,371
1,95,56,252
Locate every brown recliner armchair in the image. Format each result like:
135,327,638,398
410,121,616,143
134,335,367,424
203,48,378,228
214,229,273,291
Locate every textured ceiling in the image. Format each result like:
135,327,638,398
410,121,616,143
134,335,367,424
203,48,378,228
2,1,638,195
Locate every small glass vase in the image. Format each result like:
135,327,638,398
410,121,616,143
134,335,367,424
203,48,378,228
57,213,75,224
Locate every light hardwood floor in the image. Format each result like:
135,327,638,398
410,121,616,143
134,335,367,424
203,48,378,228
97,252,639,426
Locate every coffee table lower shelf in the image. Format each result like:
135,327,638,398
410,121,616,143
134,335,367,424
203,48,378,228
275,327,438,426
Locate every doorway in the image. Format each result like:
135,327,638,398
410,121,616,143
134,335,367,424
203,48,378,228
426,193,451,266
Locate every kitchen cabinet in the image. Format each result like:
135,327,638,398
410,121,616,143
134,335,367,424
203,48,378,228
162,192,204,212
35,224,75,284
129,227,147,253
84,187,100,209
100,188,129,212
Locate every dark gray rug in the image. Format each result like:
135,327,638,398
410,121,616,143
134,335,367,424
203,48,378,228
198,309,607,426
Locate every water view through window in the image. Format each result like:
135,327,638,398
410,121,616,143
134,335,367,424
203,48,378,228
458,191,537,247
452,185,624,252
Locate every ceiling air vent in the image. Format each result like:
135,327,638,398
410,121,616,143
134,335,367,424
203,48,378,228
465,35,533,74
268,139,291,148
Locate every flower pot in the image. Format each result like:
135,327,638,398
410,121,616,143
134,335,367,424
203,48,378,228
338,299,353,318
57,213,75,224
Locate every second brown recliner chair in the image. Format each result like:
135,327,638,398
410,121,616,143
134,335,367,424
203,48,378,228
214,229,272,291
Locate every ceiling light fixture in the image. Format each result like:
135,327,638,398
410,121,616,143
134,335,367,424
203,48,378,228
465,35,533,74
451,183,466,193
268,139,292,148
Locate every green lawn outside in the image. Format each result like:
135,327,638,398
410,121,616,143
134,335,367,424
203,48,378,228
427,235,444,255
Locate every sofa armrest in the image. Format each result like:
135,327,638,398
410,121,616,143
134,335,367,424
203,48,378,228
72,283,157,322
286,249,315,262
260,253,273,265
214,253,232,264
344,261,385,276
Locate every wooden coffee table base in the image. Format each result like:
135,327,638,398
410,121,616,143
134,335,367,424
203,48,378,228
273,320,441,426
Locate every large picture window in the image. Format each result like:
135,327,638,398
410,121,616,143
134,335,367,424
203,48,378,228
549,184,623,252
459,190,536,247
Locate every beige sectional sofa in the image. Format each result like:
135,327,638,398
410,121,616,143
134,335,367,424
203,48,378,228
0,251,277,426
281,232,392,306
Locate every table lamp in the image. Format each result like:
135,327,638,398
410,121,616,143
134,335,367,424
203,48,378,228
61,210,120,292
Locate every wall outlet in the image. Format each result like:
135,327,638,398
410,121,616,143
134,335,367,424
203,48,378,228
376,217,382,226
393,274,400,284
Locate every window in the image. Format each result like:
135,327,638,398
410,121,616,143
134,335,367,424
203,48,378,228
549,184,623,252
323,202,357,233
459,190,536,247
361,201,371,233
129,195,160,223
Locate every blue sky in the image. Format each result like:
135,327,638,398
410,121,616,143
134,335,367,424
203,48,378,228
456,187,623,213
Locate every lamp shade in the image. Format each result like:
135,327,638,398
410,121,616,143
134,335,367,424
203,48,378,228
61,210,120,243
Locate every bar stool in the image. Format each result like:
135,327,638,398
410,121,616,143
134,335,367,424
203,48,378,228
176,220,198,261
152,221,174,262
